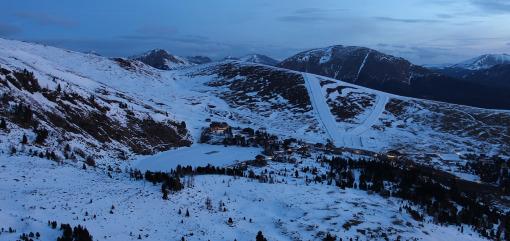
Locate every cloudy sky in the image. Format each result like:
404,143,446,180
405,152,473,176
1,0,509,64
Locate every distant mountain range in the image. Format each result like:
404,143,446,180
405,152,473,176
238,54,279,66
278,46,510,109
449,54,510,70
430,54,510,89
129,46,509,109
133,50,279,69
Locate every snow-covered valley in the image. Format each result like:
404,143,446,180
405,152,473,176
1,38,509,241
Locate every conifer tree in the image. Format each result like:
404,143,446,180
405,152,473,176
0,118,6,129
256,231,267,241
21,134,28,144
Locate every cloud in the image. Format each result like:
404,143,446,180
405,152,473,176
374,17,443,24
0,22,21,36
277,8,347,23
470,0,510,13
436,14,454,19
15,12,78,28
134,25,178,37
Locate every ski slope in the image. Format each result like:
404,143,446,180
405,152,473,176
303,73,342,145
303,73,388,149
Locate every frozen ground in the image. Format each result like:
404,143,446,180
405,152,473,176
132,144,262,172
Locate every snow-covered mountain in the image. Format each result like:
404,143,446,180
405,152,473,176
131,49,194,70
451,54,510,70
239,54,279,66
278,45,428,86
1,38,509,241
0,39,192,161
279,45,510,109
431,55,510,88
1,38,509,159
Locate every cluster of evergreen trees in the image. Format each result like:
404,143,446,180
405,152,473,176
129,164,267,199
56,224,93,241
465,155,510,193
46,221,92,241
7,69,41,93
18,231,40,241
322,155,510,240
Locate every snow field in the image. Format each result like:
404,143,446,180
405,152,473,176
0,156,488,241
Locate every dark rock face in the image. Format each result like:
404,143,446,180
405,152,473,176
279,46,510,110
187,56,212,64
132,49,190,70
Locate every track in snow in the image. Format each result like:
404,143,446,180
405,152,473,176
303,73,388,149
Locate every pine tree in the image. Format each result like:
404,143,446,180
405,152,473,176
0,118,6,129
185,209,190,217
162,188,169,200
205,197,213,210
21,134,28,144
323,233,336,241
256,231,267,241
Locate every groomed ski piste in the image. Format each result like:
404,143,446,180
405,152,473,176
303,73,389,149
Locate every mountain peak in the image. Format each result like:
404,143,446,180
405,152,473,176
452,54,510,70
239,54,279,66
278,45,424,86
131,49,193,70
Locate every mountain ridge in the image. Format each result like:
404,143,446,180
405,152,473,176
278,45,510,110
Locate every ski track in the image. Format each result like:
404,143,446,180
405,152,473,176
303,73,340,144
303,73,388,149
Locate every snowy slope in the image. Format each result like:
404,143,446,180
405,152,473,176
1,38,509,158
0,38,507,241
0,155,490,241
0,39,191,162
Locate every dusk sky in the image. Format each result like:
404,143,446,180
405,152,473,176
1,0,509,64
